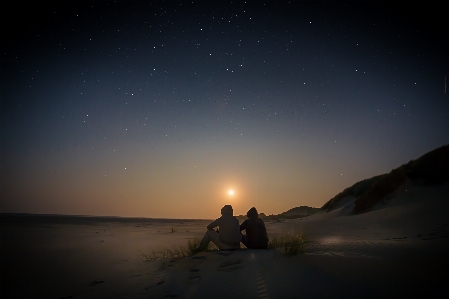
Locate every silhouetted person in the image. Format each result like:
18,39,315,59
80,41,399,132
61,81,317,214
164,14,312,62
196,205,241,252
240,207,268,249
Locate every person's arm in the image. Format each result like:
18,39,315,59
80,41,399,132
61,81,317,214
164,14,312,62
240,219,247,232
207,218,220,230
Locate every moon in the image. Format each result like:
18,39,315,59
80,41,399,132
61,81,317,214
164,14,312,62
228,189,234,196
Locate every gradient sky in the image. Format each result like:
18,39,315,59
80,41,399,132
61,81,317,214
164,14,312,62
1,1,448,219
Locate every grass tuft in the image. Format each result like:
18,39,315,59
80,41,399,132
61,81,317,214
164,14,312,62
268,233,309,256
142,233,309,260
141,238,218,260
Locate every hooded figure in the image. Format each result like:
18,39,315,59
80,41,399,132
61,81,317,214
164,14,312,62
196,205,241,252
240,207,268,249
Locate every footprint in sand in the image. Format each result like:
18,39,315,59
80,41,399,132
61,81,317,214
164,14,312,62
145,261,171,290
215,250,235,256
144,278,165,291
191,255,206,260
188,258,205,282
255,270,270,299
88,280,105,287
188,274,201,284
218,258,245,272
188,267,200,281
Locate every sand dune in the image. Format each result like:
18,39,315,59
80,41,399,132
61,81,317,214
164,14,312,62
138,182,448,299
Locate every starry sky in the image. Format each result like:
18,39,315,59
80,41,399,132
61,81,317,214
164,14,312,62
1,1,448,219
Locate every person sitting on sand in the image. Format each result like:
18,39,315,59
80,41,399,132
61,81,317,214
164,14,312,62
196,205,241,252
240,207,269,249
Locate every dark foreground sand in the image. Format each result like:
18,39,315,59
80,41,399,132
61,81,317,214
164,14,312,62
1,182,448,298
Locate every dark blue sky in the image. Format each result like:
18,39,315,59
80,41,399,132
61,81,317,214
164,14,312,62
1,1,448,218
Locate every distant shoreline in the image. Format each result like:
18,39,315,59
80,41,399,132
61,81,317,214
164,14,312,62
0,213,213,225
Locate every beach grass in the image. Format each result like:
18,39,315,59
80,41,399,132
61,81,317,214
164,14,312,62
268,233,309,256
142,233,309,260
141,238,218,260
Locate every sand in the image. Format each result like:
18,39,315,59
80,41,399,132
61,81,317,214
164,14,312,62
1,181,448,298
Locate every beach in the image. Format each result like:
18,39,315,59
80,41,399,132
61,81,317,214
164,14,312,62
1,182,449,298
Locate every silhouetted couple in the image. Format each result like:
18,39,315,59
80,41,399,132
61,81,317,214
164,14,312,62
196,205,268,252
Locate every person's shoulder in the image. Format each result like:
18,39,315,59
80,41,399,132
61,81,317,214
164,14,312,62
220,215,234,221
257,218,266,225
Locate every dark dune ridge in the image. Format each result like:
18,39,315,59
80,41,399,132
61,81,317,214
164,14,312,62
321,144,449,213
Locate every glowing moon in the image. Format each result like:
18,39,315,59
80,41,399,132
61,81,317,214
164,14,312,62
228,189,234,196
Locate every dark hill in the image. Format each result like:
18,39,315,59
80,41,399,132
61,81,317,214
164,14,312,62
236,205,319,221
280,206,321,217
321,145,449,214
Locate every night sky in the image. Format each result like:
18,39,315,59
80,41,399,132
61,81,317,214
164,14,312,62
1,1,448,219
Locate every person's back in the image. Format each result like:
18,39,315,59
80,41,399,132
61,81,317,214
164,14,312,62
212,214,241,245
240,207,268,249
196,204,241,252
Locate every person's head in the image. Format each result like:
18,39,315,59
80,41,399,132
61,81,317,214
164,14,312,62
221,205,233,216
247,207,258,219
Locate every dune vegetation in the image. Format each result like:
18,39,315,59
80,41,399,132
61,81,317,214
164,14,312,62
322,145,449,214
140,238,210,260
267,233,309,256
143,233,309,260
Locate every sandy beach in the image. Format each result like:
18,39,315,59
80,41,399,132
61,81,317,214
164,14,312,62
1,181,449,299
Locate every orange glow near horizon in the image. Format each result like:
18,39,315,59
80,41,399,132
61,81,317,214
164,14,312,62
2,1,448,223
